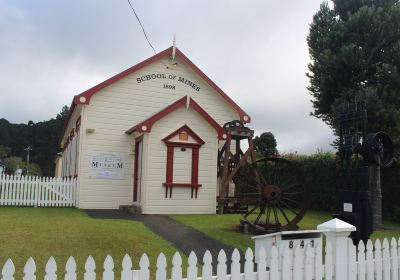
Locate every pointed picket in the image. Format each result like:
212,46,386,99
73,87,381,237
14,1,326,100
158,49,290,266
366,240,374,280
20,175,25,205
171,252,182,280
269,246,279,280
257,247,268,280
244,248,254,280
398,237,400,279
202,250,212,280
187,251,198,280
358,241,366,280
22,175,27,205
4,175,10,206
23,257,36,280
33,176,39,207
154,253,166,280
325,242,333,280
44,257,57,280
139,253,150,280
348,238,357,280
84,256,96,280
121,254,133,280
14,175,19,205
391,238,398,280
2,258,15,280
103,255,114,280
217,250,227,280
375,239,383,280
65,256,77,280
231,249,241,280
382,238,390,280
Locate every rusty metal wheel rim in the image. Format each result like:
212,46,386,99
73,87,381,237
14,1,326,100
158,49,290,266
239,157,310,232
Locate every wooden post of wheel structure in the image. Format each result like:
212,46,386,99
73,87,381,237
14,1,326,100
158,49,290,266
218,134,231,214
217,120,258,214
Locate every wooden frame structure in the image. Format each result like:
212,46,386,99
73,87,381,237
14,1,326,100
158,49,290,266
217,121,260,213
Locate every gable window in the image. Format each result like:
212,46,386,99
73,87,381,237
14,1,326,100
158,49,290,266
179,131,188,141
162,125,204,198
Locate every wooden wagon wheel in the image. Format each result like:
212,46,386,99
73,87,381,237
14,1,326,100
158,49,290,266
238,157,311,233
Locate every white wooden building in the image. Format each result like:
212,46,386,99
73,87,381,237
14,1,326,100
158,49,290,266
57,46,250,213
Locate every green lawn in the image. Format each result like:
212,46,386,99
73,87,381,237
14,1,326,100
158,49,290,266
0,208,180,279
170,210,400,252
1,207,399,279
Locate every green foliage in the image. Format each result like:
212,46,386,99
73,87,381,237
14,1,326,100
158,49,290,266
0,146,11,160
254,132,278,157
280,151,338,212
3,156,25,175
391,205,400,223
275,151,399,220
381,161,400,221
307,0,400,158
26,163,42,176
0,106,68,176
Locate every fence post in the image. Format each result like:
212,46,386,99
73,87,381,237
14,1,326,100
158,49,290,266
318,218,356,280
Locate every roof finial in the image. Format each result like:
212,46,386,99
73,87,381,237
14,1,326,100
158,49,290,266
172,33,176,61
186,94,190,109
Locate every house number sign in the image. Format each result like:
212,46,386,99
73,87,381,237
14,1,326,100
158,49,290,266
136,73,201,92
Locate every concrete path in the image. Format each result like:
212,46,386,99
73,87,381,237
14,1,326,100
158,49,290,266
85,210,243,273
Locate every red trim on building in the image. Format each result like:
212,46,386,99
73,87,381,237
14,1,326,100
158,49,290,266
162,124,205,145
125,96,225,139
162,125,204,199
60,46,250,145
75,116,81,130
165,146,174,198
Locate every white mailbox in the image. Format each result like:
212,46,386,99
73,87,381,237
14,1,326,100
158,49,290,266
252,230,326,264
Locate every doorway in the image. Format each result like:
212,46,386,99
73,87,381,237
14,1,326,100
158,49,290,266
133,136,143,202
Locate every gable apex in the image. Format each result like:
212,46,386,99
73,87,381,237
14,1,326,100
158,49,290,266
74,47,249,123
60,46,250,145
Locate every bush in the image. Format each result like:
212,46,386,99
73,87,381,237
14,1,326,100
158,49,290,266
280,151,338,213
381,161,400,221
275,151,399,220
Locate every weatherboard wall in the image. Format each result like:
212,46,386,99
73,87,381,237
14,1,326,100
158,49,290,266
75,55,239,210
144,106,218,214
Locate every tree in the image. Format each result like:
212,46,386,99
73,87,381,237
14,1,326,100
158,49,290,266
307,0,400,229
0,106,68,176
254,132,278,157
0,146,11,160
26,163,42,176
3,157,25,175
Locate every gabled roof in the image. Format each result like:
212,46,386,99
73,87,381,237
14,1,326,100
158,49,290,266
60,46,250,144
125,96,226,139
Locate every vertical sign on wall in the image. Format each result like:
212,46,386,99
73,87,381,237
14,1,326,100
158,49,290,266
90,152,125,179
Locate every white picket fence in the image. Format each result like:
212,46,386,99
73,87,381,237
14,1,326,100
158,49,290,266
1,237,400,280
0,175,76,207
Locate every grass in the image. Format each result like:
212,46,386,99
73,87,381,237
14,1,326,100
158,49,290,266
1,207,399,278
170,210,400,252
0,208,181,279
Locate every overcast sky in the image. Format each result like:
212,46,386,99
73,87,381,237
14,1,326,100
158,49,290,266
0,0,335,154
